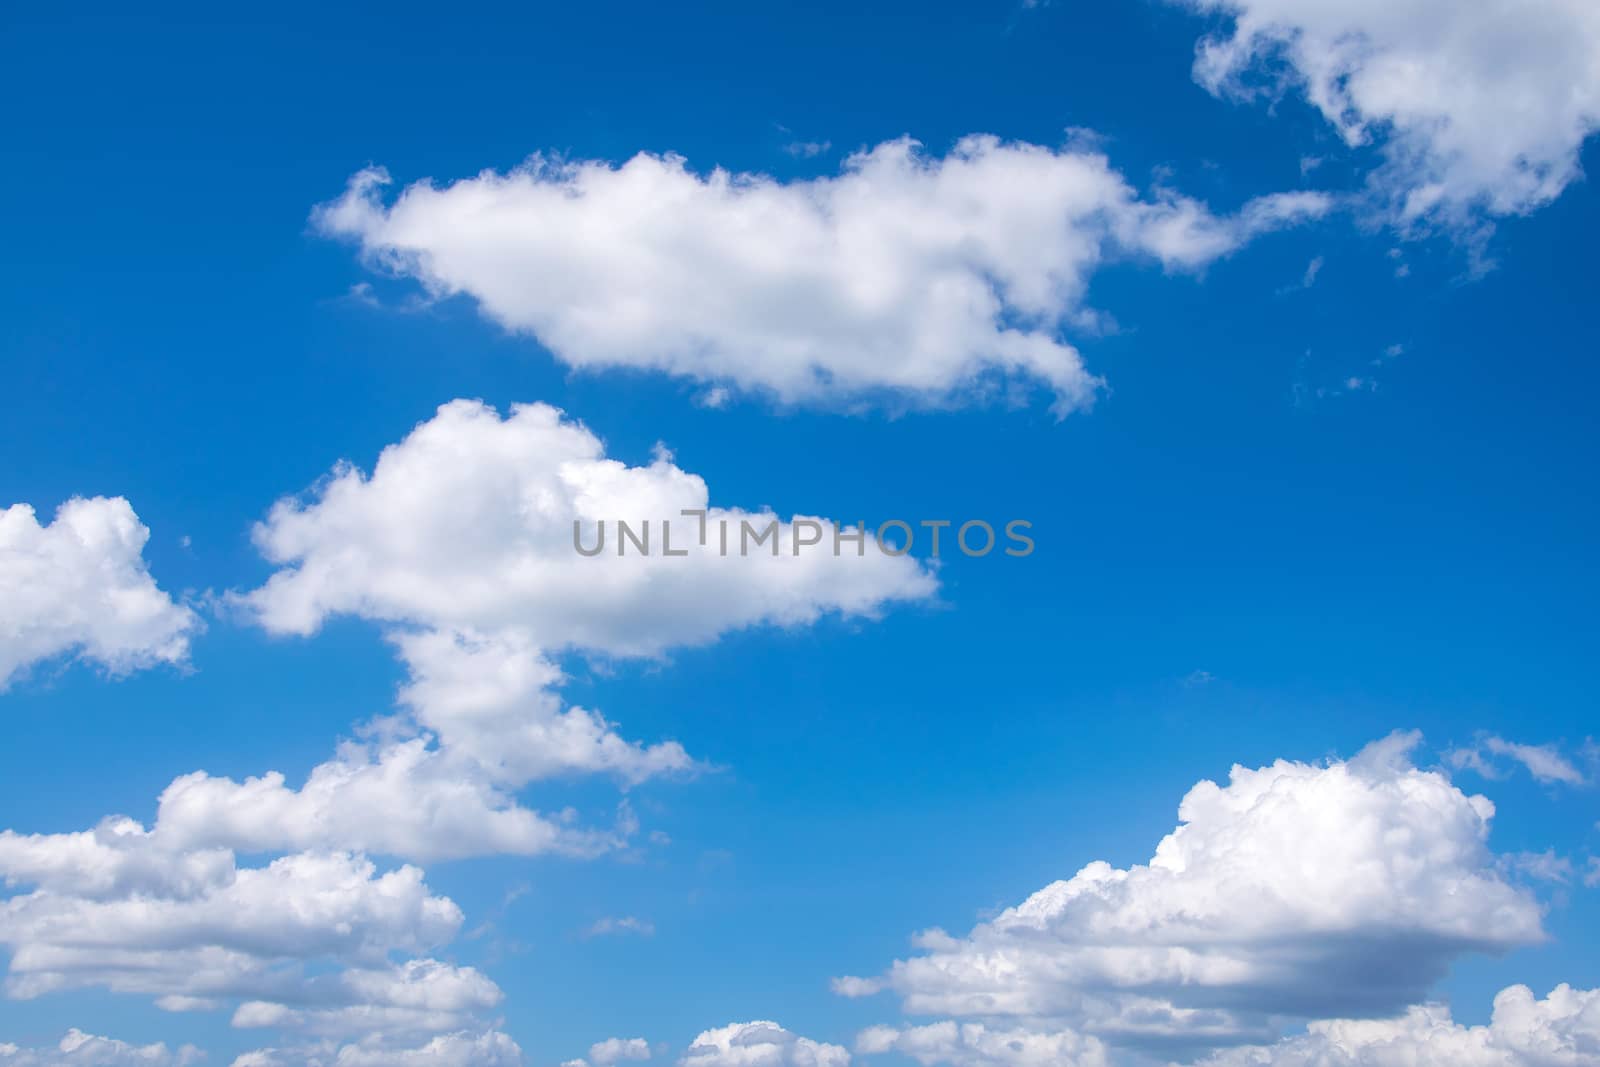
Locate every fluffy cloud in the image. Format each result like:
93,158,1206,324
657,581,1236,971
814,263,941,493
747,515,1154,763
316,138,1327,413
680,1023,849,1067
151,734,620,863
0,841,461,1001
856,1021,1107,1067
585,1038,651,1066
210,399,935,861
229,958,506,1039
0,1029,203,1066
0,815,515,1058
1183,0,1600,228
239,399,933,651
1187,984,1600,1066
0,497,199,690
850,733,1545,1052
0,398,936,1055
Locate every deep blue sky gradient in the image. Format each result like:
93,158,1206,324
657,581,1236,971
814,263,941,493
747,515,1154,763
2,2,1598,1061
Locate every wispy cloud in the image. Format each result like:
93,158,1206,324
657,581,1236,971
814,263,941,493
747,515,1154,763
583,916,656,939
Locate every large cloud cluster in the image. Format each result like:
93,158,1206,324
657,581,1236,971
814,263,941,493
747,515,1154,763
0,399,938,1063
0,816,519,1061
842,734,1546,1055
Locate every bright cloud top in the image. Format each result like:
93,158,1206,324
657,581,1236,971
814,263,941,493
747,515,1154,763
0,497,199,690
316,137,1328,414
680,1022,849,1067
846,732,1545,1050
1185,0,1600,227
240,398,936,651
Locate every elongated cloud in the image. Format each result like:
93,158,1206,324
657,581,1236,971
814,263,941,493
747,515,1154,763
229,1030,524,1067
0,1029,203,1066
316,138,1327,413
857,1021,1107,1067
1182,0,1600,229
0,497,199,690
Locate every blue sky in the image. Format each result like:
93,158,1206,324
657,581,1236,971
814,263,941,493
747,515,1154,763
2,3,1599,1066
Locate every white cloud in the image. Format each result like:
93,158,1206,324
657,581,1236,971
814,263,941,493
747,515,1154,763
0,1029,203,1065
229,958,505,1039
0,398,938,1054
207,399,935,861
1300,256,1322,288
388,627,694,788
315,138,1327,414
151,734,620,864
854,732,1545,1052
832,976,885,998
856,1021,1107,1067
783,141,831,159
589,1038,652,1065
1448,736,1588,787
0,497,199,690
239,398,935,650
1187,984,1600,1066
584,916,655,939
680,1022,848,1067
1504,850,1575,886
0,842,462,1002
1182,0,1600,229
230,1030,523,1067
0,816,513,1057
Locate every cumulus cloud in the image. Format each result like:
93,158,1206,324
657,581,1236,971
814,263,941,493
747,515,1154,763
0,814,516,1058
0,1029,203,1065
852,732,1544,1053
680,1022,849,1067
856,1021,1107,1067
1187,983,1600,1066
0,497,199,690
151,734,621,864
0,840,461,1002
315,138,1327,414
1182,0,1600,230
239,398,933,649
207,399,934,861
588,1038,651,1065
0,398,936,1055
